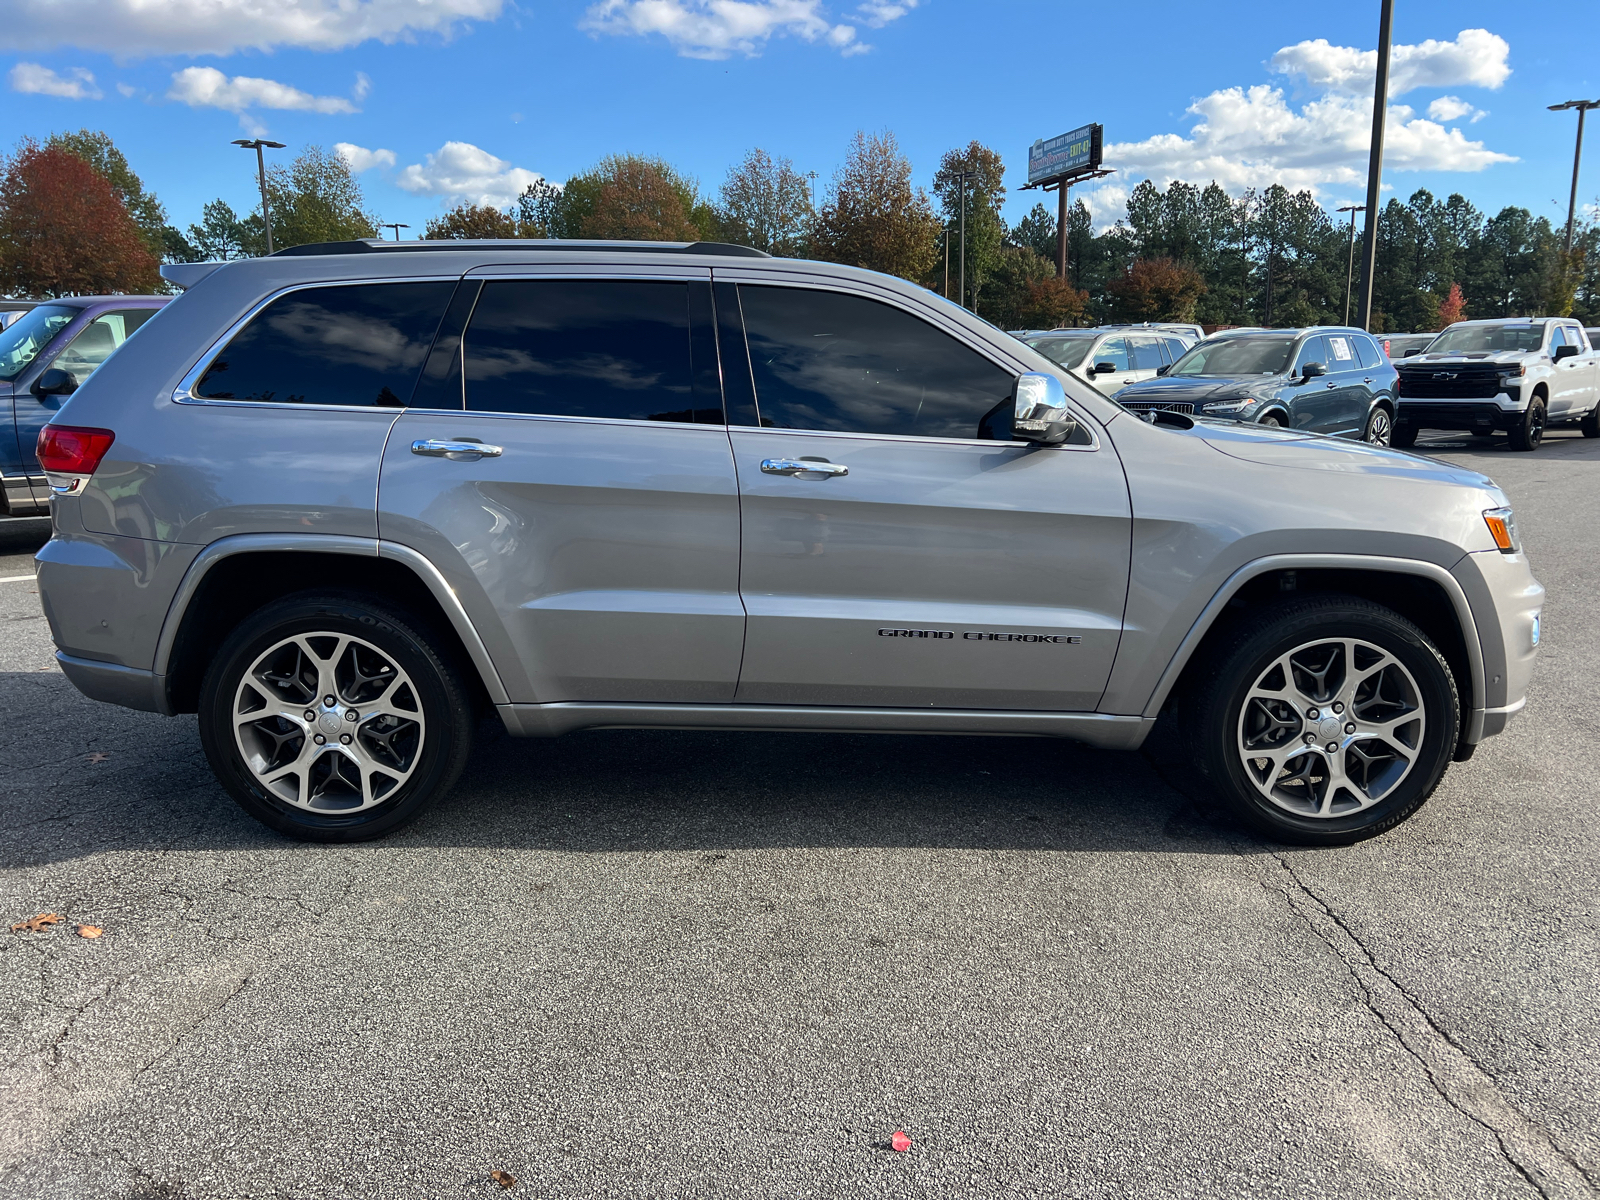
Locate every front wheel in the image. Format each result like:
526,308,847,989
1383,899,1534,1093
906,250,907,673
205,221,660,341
1508,398,1546,451
1257,413,1283,429
1193,597,1459,845
1582,405,1599,439
1362,406,1393,446
198,592,474,841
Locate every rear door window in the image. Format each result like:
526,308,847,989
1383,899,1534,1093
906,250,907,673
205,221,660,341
1324,334,1358,370
735,285,1015,439
463,279,718,423
194,282,453,407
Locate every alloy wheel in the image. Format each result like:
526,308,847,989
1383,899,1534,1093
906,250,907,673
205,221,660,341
1366,409,1392,446
1236,637,1426,818
232,632,426,813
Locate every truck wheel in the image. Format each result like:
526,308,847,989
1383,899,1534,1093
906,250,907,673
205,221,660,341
1390,423,1418,448
1582,405,1599,439
198,592,474,842
1508,398,1546,451
1192,596,1458,846
1362,407,1393,446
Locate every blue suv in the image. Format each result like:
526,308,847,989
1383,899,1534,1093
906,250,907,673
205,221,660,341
1112,327,1400,444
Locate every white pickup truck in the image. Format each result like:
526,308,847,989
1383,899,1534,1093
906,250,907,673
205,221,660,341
1392,317,1600,450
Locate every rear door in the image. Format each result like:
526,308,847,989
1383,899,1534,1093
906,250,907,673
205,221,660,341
378,267,745,705
1321,332,1369,436
721,279,1131,712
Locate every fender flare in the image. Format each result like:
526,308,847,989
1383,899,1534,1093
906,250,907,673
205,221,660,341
150,533,510,713
1139,552,1487,739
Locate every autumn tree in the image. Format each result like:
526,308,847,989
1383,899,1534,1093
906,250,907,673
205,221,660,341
1018,278,1089,329
584,156,700,240
811,131,940,283
1435,282,1466,328
1108,257,1207,322
932,141,1006,306
0,141,161,296
977,244,1053,328
47,129,168,256
262,145,378,248
425,203,529,239
717,148,813,256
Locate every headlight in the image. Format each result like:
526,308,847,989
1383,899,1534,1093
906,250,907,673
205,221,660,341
1202,399,1252,415
1499,364,1526,377
1483,506,1520,554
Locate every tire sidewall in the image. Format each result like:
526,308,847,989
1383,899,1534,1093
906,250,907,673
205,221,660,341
199,593,471,841
1364,406,1392,445
1199,603,1459,844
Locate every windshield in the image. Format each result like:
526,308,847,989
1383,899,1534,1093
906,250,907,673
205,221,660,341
1025,335,1096,371
1169,335,1296,377
1428,323,1545,354
0,304,75,381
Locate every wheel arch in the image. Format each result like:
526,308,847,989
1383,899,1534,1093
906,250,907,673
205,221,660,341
155,535,509,716
1144,555,1485,744
1256,406,1290,425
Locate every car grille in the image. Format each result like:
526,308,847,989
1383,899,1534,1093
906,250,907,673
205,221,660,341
1396,365,1503,399
1120,400,1195,415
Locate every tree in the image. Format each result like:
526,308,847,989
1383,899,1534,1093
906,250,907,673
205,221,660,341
424,203,528,239
516,180,562,237
583,156,700,240
0,140,161,296
46,129,167,256
811,130,940,283
1436,282,1466,328
1107,257,1207,322
1017,277,1089,330
184,199,264,260
717,148,813,256
931,141,1005,306
978,244,1054,328
261,145,377,249
1012,203,1056,262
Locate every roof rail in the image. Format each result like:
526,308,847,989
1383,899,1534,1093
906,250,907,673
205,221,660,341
269,239,772,259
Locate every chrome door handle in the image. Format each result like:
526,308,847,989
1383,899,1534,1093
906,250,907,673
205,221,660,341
411,438,502,459
760,457,848,477
1363,377,1374,383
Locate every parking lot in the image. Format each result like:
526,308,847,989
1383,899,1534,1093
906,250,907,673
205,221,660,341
0,431,1595,1200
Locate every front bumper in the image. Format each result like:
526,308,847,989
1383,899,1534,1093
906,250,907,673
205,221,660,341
1397,394,1524,433
1451,547,1543,742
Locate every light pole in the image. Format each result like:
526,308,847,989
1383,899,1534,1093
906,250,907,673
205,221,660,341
806,170,818,212
943,228,951,299
1355,0,1393,331
232,138,285,255
381,223,410,242
1337,204,1366,326
953,169,976,310
1549,99,1600,254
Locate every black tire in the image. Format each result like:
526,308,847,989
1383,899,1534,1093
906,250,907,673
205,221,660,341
1258,413,1284,429
1508,397,1546,451
1390,422,1418,448
1191,596,1459,846
1582,405,1599,439
1362,406,1393,446
199,591,474,842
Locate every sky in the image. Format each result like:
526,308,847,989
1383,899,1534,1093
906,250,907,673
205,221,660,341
1,0,1596,239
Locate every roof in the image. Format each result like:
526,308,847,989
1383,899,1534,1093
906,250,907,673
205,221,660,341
14,295,168,308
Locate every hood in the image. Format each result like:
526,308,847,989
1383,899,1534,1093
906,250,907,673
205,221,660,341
1399,350,1530,367
1197,420,1497,488
1116,374,1280,400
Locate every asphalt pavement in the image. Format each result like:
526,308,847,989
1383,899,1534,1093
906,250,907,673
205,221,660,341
0,434,1595,1200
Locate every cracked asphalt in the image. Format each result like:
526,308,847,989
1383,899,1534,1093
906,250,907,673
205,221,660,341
0,431,1596,1200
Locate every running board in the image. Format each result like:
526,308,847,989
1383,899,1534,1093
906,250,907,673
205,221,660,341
498,703,1154,749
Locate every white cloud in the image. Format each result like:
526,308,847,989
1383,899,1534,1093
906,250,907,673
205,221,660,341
1427,95,1486,123
116,82,136,97
396,141,547,207
336,143,397,173
0,0,502,57
8,63,102,100
353,72,372,101
581,0,914,59
168,66,359,115
1271,29,1511,96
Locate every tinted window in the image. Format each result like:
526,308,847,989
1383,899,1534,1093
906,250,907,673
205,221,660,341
464,280,708,422
738,286,1015,438
1294,336,1328,372
1170,336,1295,377
196,283,451,407
1128,336,1165,370
0,304,75,381
1324,334,1357,368
1352,335,1381,368
54,309,159,380
1093,337,1130,372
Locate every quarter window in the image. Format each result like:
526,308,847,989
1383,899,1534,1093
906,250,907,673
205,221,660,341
463,279,714,423
1159,337,1189,364
194,282,453,407
54,309,159,381
1352,335,1382,369
736,285,1016,439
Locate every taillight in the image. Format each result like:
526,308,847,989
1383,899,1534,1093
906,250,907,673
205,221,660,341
36,425,115,496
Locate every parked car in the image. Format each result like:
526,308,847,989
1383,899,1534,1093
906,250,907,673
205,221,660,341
1382,333,1436,359
1024,328,1192,397
36,239,1540,848
1096,321,1205,346
1,295,168,515
1393,318,1600,450
1112,327,1400,444
0,300,41,331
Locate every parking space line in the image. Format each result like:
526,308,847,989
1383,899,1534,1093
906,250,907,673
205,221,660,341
0,574,36,583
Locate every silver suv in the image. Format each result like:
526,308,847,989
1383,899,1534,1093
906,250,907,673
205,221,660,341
35,240,1543,846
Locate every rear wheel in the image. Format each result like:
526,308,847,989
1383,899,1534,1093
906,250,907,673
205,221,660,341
199,592,474,841
1362,406,1393,446
1193,597,1458,845
1508,397,1546,452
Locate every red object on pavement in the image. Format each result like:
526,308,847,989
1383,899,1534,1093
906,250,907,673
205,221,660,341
890,1130,911,1153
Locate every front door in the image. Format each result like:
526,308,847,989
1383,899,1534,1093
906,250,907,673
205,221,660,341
1087,335,1135,396
378,270,745,705
721,282,1131,712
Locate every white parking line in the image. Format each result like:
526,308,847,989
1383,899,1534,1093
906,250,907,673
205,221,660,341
0,574,36,583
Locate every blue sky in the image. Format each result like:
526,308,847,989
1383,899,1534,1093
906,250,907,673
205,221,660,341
2,0,1595,238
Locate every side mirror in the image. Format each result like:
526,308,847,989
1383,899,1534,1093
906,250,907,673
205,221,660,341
1012,373,1078,445
1300,361,1326,379
1400,347,1419,357
1091,361,1116,376
32,367,79,397
1155,364,1170,376
1554,343,1579,362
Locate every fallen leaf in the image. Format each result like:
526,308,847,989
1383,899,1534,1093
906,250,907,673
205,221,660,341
76,925,103,939
490,1169,516,1189
11,913,60,934
86,752,110,764
890,1130,912,1153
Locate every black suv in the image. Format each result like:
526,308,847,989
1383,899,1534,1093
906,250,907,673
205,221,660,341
1112,328,1400,444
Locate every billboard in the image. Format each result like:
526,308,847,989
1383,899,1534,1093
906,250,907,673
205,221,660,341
1028,124,1103,185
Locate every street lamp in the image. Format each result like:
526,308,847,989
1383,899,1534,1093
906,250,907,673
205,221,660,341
232,138,285,255
1336,204,1366,326
1549,99,1600,254
381,223,410,242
